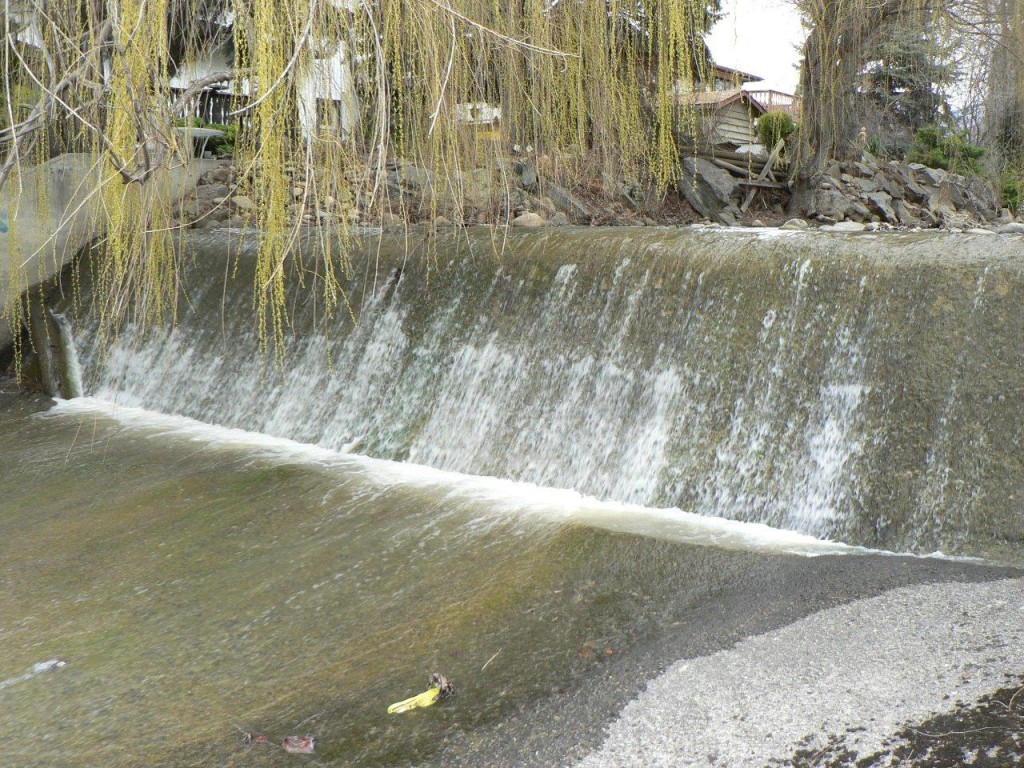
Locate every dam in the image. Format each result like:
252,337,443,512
70,227,1024,558
2,226,1023,767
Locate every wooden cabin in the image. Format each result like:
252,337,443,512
679,89,768,149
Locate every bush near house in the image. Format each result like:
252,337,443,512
757,111,796,152
204,123,237,157
907,126,985,176
174,117,238,157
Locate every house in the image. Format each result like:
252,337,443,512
167,4,358,143
746,89,802,119
703,64,764,92
679,88,768,149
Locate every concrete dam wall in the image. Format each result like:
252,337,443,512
61,226,1024,559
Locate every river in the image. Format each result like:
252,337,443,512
2,226,1023,766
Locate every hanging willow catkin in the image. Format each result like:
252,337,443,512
1,0,719,358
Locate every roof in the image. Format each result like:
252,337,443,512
712,64,764,84
681,88,768,113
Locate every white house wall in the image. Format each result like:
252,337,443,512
169,46,246,95
297,41,358,142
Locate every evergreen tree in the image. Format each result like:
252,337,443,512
859,12,956,157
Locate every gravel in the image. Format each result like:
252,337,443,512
576,578,1024,768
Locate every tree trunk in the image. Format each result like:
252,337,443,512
793,0,924,187
984,0,1024,172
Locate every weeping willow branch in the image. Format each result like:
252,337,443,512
420,0,581,59
1,0,718,359
168,70,236,117
0,20,114,190
229,0,318,118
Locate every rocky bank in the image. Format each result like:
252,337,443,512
176,149,1021,234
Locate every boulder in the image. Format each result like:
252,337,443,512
850,176,880,193
811,188,854,222
512,211,547,228
917,167,948,185
678,157,741,226
939,210,975,230
194,183,229,202
996,222,1024,234
863,192,899,224
873,172,905,200
853,160,879,177
231,194,256,212
381,212,403,229
927,187,958,218
960,176,999,220
891,199,921,227
516,159,537,190
390,163,434,193
781,218,809,230
546,183,596,223
850,200,873,220
464,168,495,211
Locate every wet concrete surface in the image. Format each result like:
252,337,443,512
422,555,1023,768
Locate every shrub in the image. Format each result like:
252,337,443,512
204,123,237,157
757,111,796,151
173,118,237,157
1002,170,1023,215
907,126,985,176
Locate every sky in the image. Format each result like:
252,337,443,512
706,0,806,93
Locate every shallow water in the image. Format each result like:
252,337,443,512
10,225,1024,766
1,391,837,768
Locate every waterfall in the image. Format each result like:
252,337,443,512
61,227,1024,555
50,310,84,399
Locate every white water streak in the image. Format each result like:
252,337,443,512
45,397,876,558
0,660,66,692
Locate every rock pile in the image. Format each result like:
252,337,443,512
176,152,1020,233
175,155,694,231
175,160,362,230
804,153,1015,231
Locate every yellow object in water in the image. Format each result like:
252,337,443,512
387,673,454,714
387,686,441,714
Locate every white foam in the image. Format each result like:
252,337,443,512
0,659,66,692
46,397,879,557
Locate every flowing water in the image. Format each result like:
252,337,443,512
66,226,1024,557
3,226,1024,766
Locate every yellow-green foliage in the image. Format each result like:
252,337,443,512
3,0,715,356
100,0,177,338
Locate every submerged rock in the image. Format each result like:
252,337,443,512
821,221,868,233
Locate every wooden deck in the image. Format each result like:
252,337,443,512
747,89,802,118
